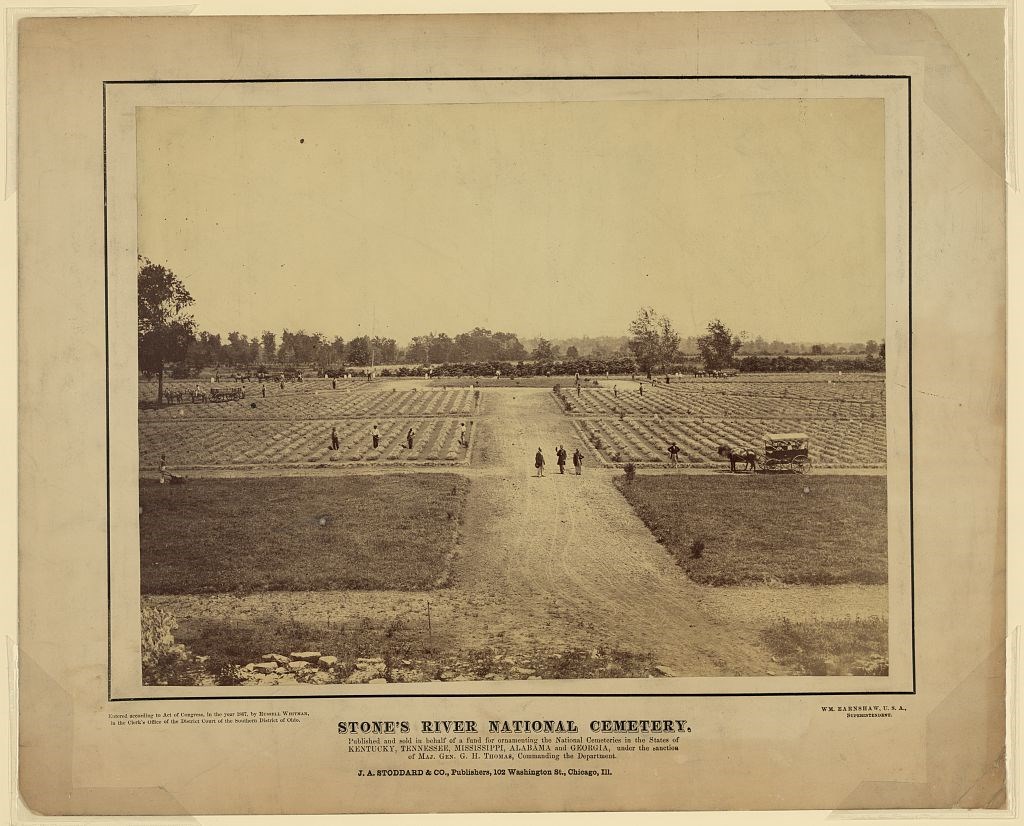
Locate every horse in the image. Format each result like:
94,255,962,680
717,444,757,472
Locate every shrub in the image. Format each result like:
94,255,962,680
689,538,705,559
623,463,636,482
141,606,205,686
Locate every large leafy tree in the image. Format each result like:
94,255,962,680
347,335,371,366
627,307,680,373
138,257,196,403
531,338,559,361
696,319,743,370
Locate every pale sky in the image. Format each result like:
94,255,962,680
137,98,885,344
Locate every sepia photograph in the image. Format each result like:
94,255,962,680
18,9,1009,816
131,90,900,690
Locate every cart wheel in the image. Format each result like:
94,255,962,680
792,456,810,474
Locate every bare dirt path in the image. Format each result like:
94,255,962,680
444,388,775,676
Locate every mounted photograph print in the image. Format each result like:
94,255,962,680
17,9,1006,817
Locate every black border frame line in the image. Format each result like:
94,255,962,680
105,74,913,702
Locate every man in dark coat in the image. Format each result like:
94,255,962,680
573,448,585,476
556,445,567,474
535,448,545,477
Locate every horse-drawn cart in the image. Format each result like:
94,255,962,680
209,387,245,402
760,432,811,473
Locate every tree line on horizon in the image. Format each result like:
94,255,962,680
139,258,884,400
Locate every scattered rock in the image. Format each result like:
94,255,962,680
317,656,338,669
368,678,388,684
264,654,291,665
653,665,677,677
288,660,312,672
389,668,427,683
252,662,277,674
345,664,387,684
290,651,322,663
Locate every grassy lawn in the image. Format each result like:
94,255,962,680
614,474,887,585
762,617,889,676
140,474,469,594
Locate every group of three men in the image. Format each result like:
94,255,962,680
535,445,585,477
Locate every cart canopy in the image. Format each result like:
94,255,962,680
764,432,809,443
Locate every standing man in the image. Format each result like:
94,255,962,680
330,427,339,451
459,422,467,447
332,377,337,390
556,445,567,474
668,442,681,466
261,383,266,398
613,384,618,398
535,447,545,477
406,427,415,450
573,448,585,476
372,424,380,449
639,383,644,397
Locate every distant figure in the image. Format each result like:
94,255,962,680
332,378,337,390
556,445,567,474
573,448,584,476
474,388,480,407
665,375,670,385
406,427,415,450
535,448,545,477
496,369,501,379
366,372,371,382
576,384,581,397
613,384,618,398
459,422,467,447
330,427,339,451
158,454,184,485
639,383,644,397
668,442,681,466
372,424,380,449
261,384,266,398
